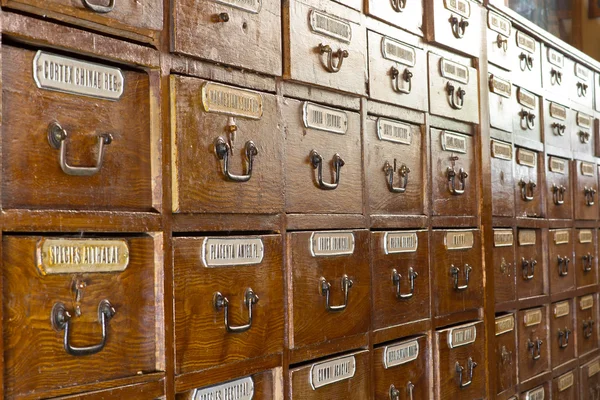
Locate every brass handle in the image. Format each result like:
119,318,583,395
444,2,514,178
455,357,477,388
318,44,349,73
390,0,407,12
578,82,589,97
391,267,418,299
450,264,472,291
584,319,595,339
213,288,259,333
449,15,469,39
558,255,570,277
446,82,466,110
319,275,353,312
447,165,468,195
522,258,537,280
558,327,571,349
48,122,112,176
551,69,563,85
580,131,591,144
527,338,543,360
520,109,536,130
391,66,413,94
551,122,566,136
215,137,258,183
501,345,512,364
310,150,345,190
583,253,594,272
384,160,410,193
519,53,534,71
585,187,597,206
496,34,508,52
519,180,536,202
81,0,115,13
51,300,116,356
552,184,567,206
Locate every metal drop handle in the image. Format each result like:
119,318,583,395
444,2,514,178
584,319,595,339
520,109,536,130
455,357,477,388
522,258,536,280
551,69,563,85
450,264,472,291
51,300,116,356
558,327,571,349
551,122,566,136
389,382,414,400
519,180,536,202
583,253,594,272
552,184,567,205
501,346,512,364
213,288,259,333
447,165,468,195
390,0,407,12
449,15,469,39
578,82,589,97
558,255,570,277
392,267,418,299
310,150,345,190
320,275,353,312
447,82,466,110
527,338,543,360
580,131,591,144
384,161,410,193
391,66,413,94
318,44,348,73
585,187,597,206
215,137,258,183
496,34,508,52
519,53,534,71
82,0,115,13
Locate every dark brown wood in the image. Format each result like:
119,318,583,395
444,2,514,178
549,299,576,369
519,381,550,400
55,379,165,400
546,156,574,220
285,214,368,231
492,228,517,304
548,228,577,294
575,228,598,288
372,319,431,346
514,147,544,218
494,314,518,396
580,357,600,400
491,140,516,217
574,159,599,220
172,213,283,233
577,293,599,357
517,306,550,382
552,368,578,400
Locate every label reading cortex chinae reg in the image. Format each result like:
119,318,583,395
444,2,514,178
201,237,264,267
191,376,254,400
310,355,356,389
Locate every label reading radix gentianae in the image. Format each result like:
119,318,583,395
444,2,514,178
191,376,254,400
303,102,348,134
310,355,356,389
201,82,263,119
309,10,352,42
310,232,355,256
201,238,264,267
383,339,419,368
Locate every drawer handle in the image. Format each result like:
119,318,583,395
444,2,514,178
213,288,259,333
557,327,571,349
446,82,466,110
51,300,116,356
319,275,353,312
551,122,566,136
501,346,512,365
519,53,534,71
310,150,345,190
557,255,570,277
391,67,413,94
449,15,469,39
82,0,115,13
384,160,410,193
580,130,591,144
585,187,597,206
391,267,418,299
318,44,349,73
389,382,414,400
450,264,472,291
519,180,537,202
577,82,589,97
551,68,563,85
496,34,508,52
552,184,567,206
520,109,536,130
455,357,477,388
521,258,537,280
215,137,258,183
390,0,407,12
583,253,594,272
527,338,543,360
48,122,112,176
583,319,595,339
447,158,468,196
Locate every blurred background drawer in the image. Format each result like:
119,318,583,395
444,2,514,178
543,99,571,151
542,45,572,98
571,61,594,110
512,85,541,144
492,228,516,304
425,0,482,58
577,294,599,356
487,10,512,71
548,228,575,294
546,156,573,220
488,67,513,133
516,228,545,300
518,306,550,382
571,109,595,156
575,229,597,288
511,29,542,93
365,0,423,36
580,358,600,400
495,314,517,396
552,369,578,400
514,147,543,218
550,299,575,369
574,160,598,220
491,140,515,218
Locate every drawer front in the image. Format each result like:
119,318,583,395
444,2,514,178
548,229,576,294
572,110,595,156
428,52,479,124
173,235,284,374
511,30,542,92
283,98,362,214
520,383,550,400
172,0,281,76
288,350,369,399
575,229,597,288
495,314,517,395
3,235,161,398
489,69,514,133
515,148,543,218
491,140,515,217
431,230,483,317
512,86,541,143
288,230,370,350
574,160,598,220
517,229,545,299
550,300,576,369
493,229,516,304
429,0,482,58
542,46,572,97
365,0,423,36
543,100,571,150
171,76,284,214
367,31,428,112
373,336,428,400
572,62,594,110
487,10,512,70
176,369,282,400
577,294,599,356
518,306,550,382
546,156,573,220
430,128,477,217
435,321,485,399
284,0,367,95
581,358,600,400
3,46,153,211
365,116,424,216
371,231,430,331
553,369,578,400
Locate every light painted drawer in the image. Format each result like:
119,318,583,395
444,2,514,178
571,61,594,110
511,29,542,92
543,99,571,151
488,66,514,133
487,10,512,71
426,0,483,58
512,86,541,144
365,0,423,36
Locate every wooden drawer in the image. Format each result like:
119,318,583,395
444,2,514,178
373,336,429,400
430,128,477,217
367,31,428,112
572,110,595,156
288,350,369,399
283,98,362,214
173,235,284,375
3,235,162,398
425,0,482,58
170,76,284,214
431,230,483,317
577,294,599,356
515,148,543,218
550,299,576,369
512,86,541,144
543,99,571,151
553,369,578,400
548,229,576,295
511,29,542,92
571,62,594,110
575,229,597,288
283,0,367,95
491,140,515,217
365,116,425,216
542,45,572,98
517,229,545,299
2,46,154,212
435,321,485,400
493,229,516,304
176,368,282,399
489,67,514,133
287,230,370,351
580,358,600,400
1,0,162,44
520,383,549,400
371,231,430,331
365,0,423,36
546,156,573,220
428,52,479,124
518,306,550,382
574,160,598,220
495,314,517,395
487,10,512,71
172,0,281,76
